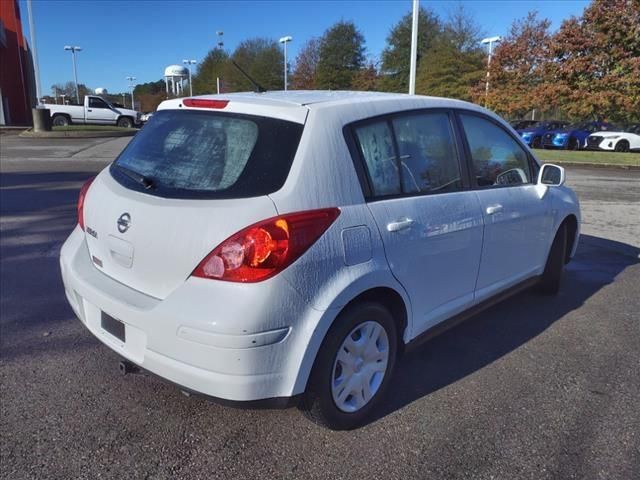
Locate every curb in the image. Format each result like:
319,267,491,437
19,129,138,139
551,161,640,170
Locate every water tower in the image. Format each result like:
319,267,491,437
95,87,108,95
164,65,189,96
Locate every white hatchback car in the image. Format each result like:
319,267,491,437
60,91,580,429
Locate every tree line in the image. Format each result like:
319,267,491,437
49,0,638,121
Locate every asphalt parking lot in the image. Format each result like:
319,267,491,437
1,134,639,479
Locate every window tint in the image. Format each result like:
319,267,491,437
460,113,531,187
111,109,303,199
354,121,401,196
89,97,108,109
392,112,462,194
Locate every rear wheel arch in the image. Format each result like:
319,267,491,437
51,113,71,126
298,285,410,394
342,287,409,354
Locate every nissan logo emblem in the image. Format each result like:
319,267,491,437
117,213,131,233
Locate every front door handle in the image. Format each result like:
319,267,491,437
387,218,414,232
486,204,504,215
87,109,92,112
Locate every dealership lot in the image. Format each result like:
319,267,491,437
1,135,639,479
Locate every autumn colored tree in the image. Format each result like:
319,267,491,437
291,37,321,89
471,12,553,118
546,0,640,122
379,7,441,93
316,21,366,89
350,63,379,91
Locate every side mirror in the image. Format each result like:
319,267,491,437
538,163,565,187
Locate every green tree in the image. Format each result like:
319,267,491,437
379,7,441,93
547,0,640,122
192,47,229,94
225,38,283,92
416,6,485,100
316,21,366,89
291,37,321,89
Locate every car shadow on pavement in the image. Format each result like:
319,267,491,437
368,234,639,426
0,171,95,342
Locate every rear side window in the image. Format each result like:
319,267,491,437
353,121,400,196
459,113,531,187
353,111,462,198
391,112,462,194
111,109,303,199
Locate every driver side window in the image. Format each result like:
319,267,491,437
89,98,108,109
459,113,531,187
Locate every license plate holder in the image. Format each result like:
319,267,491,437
101,312,126,342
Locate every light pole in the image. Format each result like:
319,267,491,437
279,36,292,91
216,31,224,93
481,36,501,107
64,45,82,104
183,59,197,96
27,0,42,105
409,0,419,95
126,76,136,110
121,93,126,107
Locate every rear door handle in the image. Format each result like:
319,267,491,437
387,218,414,232
486,204,504,215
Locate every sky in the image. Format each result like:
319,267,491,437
19,0,591,96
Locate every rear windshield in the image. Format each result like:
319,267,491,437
111,109,304,199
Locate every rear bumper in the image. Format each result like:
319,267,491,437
60,226,323,402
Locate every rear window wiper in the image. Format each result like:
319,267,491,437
113,164,155,190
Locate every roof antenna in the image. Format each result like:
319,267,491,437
230,60,266,93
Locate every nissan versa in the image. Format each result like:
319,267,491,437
60,91,581,430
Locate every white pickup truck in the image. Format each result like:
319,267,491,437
44,95,141,128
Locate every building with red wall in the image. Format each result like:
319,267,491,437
0,0,35,125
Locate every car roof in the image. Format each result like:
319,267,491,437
158,90,484,124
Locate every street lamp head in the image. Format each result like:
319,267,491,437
64,45,71,50
279,36,293,44
481,36,501,45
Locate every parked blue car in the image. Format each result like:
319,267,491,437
541,121,616,150
517,121,569,149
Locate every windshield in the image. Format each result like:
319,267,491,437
625,124,640,134
111,109,303,199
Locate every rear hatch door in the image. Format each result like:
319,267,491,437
82,106,304,299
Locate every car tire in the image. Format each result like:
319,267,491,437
537,223,568,295
568,138,580,150
51,114,70,127
615,140,630,152
300,302,398,430
532,137,542,149
117,116,133,128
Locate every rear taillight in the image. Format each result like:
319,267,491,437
192,208,341,283
182,98,229,109
77,176,95,231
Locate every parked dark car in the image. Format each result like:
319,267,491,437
510,119,539,131
541,121,616,150
517,121,569,149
